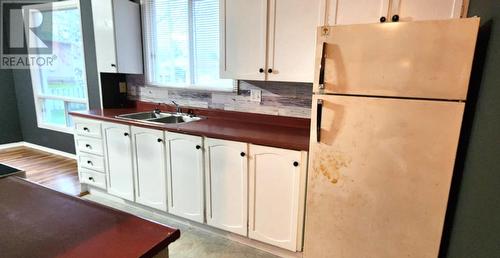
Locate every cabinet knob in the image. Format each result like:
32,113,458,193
293,161,299,167
111,64,116,67
196,145,201,150
268,68,273,73
85,144,91,148
87,160,93,165
157,138,163,143
124,132,129,136
380,16,386,23
240,152,246,157
83,127,89,132
391,14,399,22
259,68,264,73
88,177,94,181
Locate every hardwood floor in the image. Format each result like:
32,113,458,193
0,147,81,196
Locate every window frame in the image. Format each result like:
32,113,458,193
141,0,235,92
25,0,89,134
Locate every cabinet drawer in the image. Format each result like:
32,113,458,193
78,154,105,173
76,137,103,156
75,119,102,138
80,168,106,189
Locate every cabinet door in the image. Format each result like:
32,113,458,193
249,145,307,251
91,0,117,72
220,0,267,80
165,132,204,223
132,127,167,211
112,0,143,74
328,0,390,25
390,0,464,22
266,0,322,83
103,123,134,201
205,138,248,236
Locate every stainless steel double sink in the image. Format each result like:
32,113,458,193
115,111,204,125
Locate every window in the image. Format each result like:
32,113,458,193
26,0,88,133
143,0,233,91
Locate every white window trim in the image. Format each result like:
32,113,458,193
141,0,235,92
25,0,89,134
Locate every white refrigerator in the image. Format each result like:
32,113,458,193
304,18,480,258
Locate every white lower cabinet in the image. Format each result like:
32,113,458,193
75,118,309,252
103,122,135,201
132,126,167,211
249,144,308,252
205,138,248,236
165,132,205,223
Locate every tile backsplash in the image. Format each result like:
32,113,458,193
126,75,313,118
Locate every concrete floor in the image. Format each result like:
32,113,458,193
83,194,280,258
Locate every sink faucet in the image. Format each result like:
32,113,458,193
172,101,182,113
154,103,162,114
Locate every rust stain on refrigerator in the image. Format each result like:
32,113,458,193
312,144,351,184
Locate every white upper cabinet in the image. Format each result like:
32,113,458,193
328,0,390,25
165,132,205,223
205,138,248,236
267,0,322,82
248,145,308,252
103,122,135,201
327,0,464,25
220,0,268,80
391,0,464,22
221,0,323,83
91,0,143,74
132,127,167,211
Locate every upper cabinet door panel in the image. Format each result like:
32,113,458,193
91,0,117,73
329,0,390,25
314,18,479,100
220,0,267,80
266,0,322,83
391,0,464,22
112,0,143,74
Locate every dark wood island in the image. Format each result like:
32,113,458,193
0,176,180,258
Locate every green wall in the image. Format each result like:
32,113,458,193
0,69,22,144
443,0,500,257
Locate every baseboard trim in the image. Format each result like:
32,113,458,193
0,142,24,150
0,141,76,159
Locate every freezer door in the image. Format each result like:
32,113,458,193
314,18,479,100
304,95,464,258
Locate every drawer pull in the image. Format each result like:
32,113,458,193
88,177,94,182
157,138,163,143
240,152,246,157
85,144,92,149
124,132,129,137
293,161,299,167
83,127,89,132
87,160,93,165
196,145,201,150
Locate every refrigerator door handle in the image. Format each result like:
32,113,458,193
317,99,323,142
318,42,326,90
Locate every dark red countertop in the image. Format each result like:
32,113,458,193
70,103,311,151
0,176,180,258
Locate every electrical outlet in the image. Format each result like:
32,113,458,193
250,89,262,103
